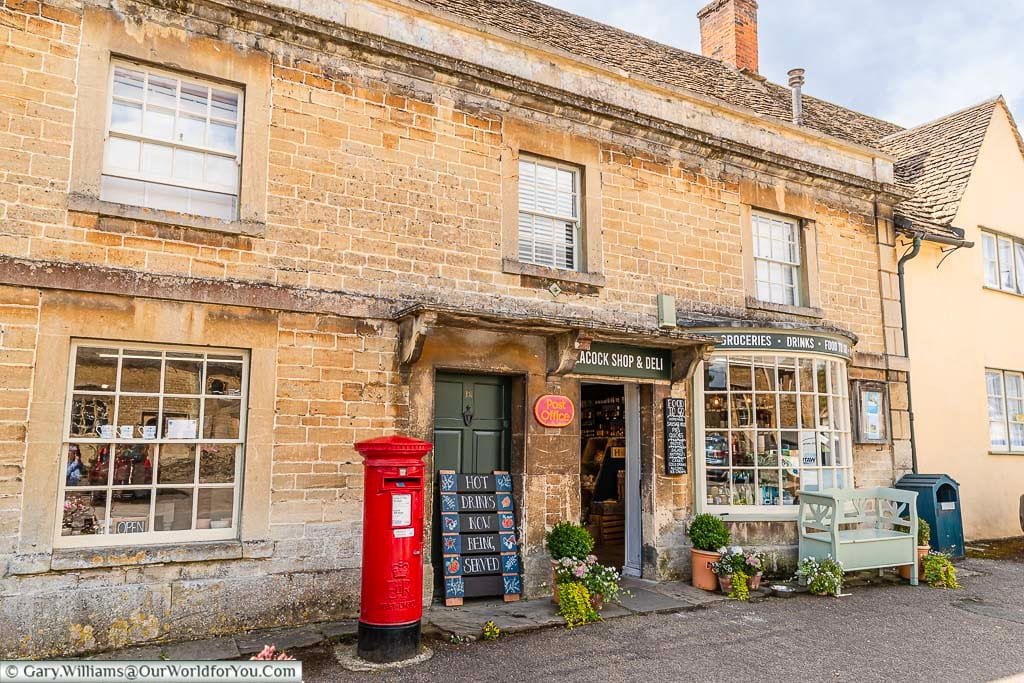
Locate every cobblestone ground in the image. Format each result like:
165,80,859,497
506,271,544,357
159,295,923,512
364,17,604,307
300,556,1024,682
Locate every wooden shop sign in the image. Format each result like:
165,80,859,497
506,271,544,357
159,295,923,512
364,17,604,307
439,470,522,606
574,342,671,380
534,394,575,428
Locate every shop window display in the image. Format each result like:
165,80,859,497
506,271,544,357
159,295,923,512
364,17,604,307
702,355,852,511
58,342,247,546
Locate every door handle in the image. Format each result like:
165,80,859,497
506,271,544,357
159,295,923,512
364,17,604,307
463,404,474,426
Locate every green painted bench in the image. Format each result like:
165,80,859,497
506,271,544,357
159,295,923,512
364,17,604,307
798,487,919,586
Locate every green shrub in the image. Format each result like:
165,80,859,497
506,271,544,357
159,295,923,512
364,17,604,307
687,513,730,552
557,582,600,629
922,552,959,589
728,569,750,601
917,518,931,547
546,521,594,560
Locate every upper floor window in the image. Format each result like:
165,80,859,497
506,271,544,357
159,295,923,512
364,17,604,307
987,369,1024,454
982,231,1024,295
518,156,581,271
101,61,243,221
752,212,802,306
58,342,248,547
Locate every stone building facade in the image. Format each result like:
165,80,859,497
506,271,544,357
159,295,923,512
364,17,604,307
1,0,913,656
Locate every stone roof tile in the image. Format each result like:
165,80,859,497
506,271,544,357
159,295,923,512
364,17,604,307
878,98,1001,239
411,0,903,146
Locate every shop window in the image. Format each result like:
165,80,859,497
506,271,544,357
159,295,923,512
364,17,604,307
981,231,1024,295
752,212,803,307
700,354,852,512
986,369,1024,453
101,61,243,221
517,156,581,271
58,342,247,547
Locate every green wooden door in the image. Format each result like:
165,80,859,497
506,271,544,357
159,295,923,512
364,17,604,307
433,373,511,475
431,373,512,592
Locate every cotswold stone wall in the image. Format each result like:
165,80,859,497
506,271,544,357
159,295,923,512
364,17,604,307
0,0,910,657
0,293,403,659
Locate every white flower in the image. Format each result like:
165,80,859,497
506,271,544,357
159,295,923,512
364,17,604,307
730,546,742,555
717,547,727,554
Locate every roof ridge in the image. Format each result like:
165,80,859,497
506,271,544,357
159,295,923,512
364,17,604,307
879,96,1001,142
408,0,903,146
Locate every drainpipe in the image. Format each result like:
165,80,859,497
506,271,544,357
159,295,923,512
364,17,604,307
897,234,922,474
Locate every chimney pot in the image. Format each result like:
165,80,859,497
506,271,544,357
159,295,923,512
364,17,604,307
788,68,805,125
697,0,759,73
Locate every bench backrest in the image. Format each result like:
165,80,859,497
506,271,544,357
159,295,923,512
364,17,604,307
798,487,918,538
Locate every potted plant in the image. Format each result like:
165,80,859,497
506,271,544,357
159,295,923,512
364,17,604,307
546,521,595,602
687,513,730,591
899,518,931,580
710,546,766,599
553,555,622,609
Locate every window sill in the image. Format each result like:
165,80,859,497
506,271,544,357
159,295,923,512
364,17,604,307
982,284,1024,299
745,297,824,319
502,258,606,288
715,512,799,522
989,450,1024,456
68,195,266,238
8,539,274,575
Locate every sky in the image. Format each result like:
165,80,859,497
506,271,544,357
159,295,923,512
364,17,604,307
541,0,1024,128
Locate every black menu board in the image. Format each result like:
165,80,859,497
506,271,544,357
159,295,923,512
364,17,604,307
439,471,522,606
664,397,687,475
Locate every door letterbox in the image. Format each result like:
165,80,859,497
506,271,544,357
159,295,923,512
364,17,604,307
355,436,432,663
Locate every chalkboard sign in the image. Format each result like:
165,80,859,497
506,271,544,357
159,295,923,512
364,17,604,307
439,470,522,606
664,397,687,475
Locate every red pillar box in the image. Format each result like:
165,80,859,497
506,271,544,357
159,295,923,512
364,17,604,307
355,435,432,663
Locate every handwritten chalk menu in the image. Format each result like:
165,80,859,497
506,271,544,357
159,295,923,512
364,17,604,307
439,470,522,606
664,397,687,475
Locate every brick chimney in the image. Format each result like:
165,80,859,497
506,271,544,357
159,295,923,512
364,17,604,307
697,0,759,73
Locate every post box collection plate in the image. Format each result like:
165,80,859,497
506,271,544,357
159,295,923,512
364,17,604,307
439,470,522,606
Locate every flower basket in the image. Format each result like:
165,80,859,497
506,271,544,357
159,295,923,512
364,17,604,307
553,555,622,606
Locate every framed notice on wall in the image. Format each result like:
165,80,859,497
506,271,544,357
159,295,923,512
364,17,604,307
853,381,889,444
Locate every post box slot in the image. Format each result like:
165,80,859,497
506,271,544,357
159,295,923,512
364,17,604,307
384,477,422,490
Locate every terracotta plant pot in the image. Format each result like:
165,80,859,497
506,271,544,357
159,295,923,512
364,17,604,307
899,546,930,580
717,574,732,594
590,592,604,611
691,548,722,591
749,572,763,590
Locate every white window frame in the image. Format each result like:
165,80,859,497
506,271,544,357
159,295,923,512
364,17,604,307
694,352,853,518
752,212,803,307
55,340,249,548
101,59,244,220
517,155,582,271
982,230,1024,295
987,368,1024,454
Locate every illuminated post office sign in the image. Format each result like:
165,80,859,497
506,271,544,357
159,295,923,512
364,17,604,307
534,395,575,427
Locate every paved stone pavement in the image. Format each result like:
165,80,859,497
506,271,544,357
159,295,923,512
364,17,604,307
300,557,1024,682
425,576,726,639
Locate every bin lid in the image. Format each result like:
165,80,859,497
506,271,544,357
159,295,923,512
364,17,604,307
355,435,433,461
895,473,960,489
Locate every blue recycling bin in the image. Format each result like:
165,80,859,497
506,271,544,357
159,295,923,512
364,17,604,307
896,474,964,558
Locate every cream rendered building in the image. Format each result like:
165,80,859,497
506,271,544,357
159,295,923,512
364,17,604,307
884,98,1024,541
